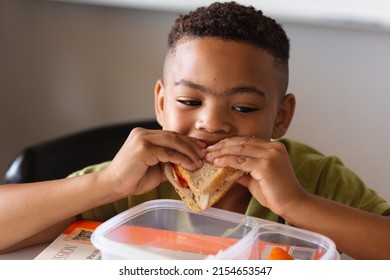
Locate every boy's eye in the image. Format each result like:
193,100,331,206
178,99,202,106
232,106,258,113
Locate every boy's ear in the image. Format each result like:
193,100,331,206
154,79,165,127
272,93,296,139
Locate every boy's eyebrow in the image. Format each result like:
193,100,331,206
174,79,265,98
174,79,207,92
230,86,265,98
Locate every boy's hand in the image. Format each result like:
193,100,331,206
102,128,206,199
205,137,305,217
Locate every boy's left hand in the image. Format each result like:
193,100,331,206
205,137,305,217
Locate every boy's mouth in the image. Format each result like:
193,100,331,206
196,139,220,147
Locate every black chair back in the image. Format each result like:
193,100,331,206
4,119,161,183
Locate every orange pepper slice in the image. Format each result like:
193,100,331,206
267,247,294,260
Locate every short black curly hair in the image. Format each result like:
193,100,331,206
168,1,290,66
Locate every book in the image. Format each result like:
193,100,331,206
34,220,102,260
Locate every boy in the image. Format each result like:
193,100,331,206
1,2,389,259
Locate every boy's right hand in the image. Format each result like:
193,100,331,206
100,128,206,199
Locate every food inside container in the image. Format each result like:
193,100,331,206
253,224,340,260
91,199,259,260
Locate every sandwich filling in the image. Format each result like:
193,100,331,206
172,164,189,188
164,162,244,212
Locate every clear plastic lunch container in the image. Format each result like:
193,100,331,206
91,199,339,260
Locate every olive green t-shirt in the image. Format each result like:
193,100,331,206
69,138,390,223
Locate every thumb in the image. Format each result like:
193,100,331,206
235,173,252,188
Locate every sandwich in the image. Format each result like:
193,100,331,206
164,162,244,212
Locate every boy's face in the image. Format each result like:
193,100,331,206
155,37,294,143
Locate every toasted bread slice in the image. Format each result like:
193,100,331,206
164,162,244,212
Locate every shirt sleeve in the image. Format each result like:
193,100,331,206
280,138,390,216
67,162,181,221
66,161,128,221
67,161,111,178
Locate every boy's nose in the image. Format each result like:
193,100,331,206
195,107,232,134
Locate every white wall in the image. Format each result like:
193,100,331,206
284,23,390,201
0,0,169,177
1,1,389,202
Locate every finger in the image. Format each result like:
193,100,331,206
147,146,202,171
131,128,206,159
131,128,205,152
235,173,255,189
129,128,205,169
210,154,262,175
207,141,288,178
207,136,264,155
206,137,284,161
152,133,206,166
206,141,260,163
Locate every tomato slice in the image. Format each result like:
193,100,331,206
173,165,189,188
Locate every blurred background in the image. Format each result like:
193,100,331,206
1,0,390,201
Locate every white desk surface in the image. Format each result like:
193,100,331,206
0,243,353,260
0,243,49,260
